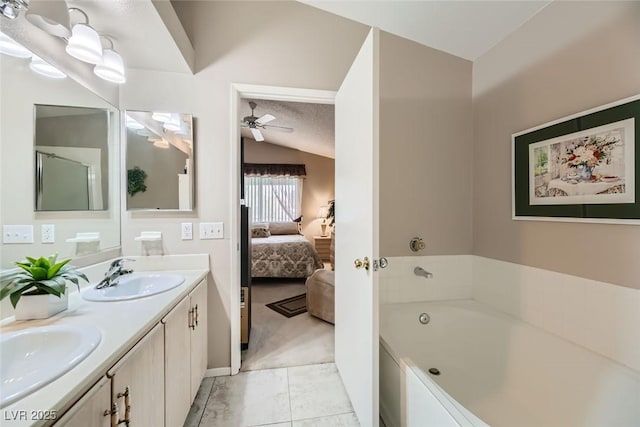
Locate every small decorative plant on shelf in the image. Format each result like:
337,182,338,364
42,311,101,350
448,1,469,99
0,254,88,320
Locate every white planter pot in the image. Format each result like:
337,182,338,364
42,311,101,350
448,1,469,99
14,291,69,320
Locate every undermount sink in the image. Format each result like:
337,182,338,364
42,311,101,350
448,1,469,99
82,273,185,302
0,324,102,408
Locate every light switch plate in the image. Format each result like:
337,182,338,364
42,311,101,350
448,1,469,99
199,222,224,239
41,224,55,243
3,225,34,244
181,222,193,240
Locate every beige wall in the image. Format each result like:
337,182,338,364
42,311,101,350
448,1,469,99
379,32,473,257
121,1,368,369
244,138,335,240
472,1,640,289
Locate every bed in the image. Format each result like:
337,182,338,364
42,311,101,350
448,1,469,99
251,222,324,278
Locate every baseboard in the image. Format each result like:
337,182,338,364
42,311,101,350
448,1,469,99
205,367,231,377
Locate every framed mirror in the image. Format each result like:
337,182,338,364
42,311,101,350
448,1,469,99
0,54,120,270
35,105,111,211
125,111,194,211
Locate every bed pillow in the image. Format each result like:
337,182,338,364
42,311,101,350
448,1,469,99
251,226,271,238
268,221,301,235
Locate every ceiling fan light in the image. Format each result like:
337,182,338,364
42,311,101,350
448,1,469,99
0,0,27,19
30,55,66,79
94,48,126,84
0,32,32,58
250,128,264,142
65,23,102,64
25,0,71,38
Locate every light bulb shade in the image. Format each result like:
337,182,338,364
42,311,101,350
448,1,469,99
65,23,102,64
30,55,66,79
153,139,170,149
94,48,125,83
126,115,144,130
25,0,71,38
163,114,182,131
0,32,32,58
317,206,329,219
152,112,172,122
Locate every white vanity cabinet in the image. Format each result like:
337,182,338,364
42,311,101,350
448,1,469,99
107,323,165,427
54,377,111,427
163,279,208,427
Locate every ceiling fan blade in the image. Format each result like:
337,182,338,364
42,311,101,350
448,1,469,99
255,114,275,125
250,128,265,142
262,124,294,133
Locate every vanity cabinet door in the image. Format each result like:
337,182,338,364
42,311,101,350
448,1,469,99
162,296,191,427
54,376,111,427
108,323,164,427
189,279,208,401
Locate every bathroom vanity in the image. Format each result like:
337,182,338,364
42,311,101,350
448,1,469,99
0,256,209,427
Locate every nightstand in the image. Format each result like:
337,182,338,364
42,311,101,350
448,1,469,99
313,235,332,262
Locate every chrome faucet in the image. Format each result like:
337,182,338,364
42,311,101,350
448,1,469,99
414,266,433,279
95,258,135,289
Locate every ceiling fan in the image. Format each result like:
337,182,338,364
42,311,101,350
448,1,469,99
241,101,293,142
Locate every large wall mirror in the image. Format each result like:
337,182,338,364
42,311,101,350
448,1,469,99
35,105,110,211
125,111,194,211
0,53,120,270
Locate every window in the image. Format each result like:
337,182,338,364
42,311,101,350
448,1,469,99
244,175,303,223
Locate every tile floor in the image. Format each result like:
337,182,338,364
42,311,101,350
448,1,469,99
185,363,359,427
241,280,334,371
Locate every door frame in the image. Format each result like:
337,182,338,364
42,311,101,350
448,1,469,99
229,83,336,374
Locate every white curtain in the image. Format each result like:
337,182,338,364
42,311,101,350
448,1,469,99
244,175,303,223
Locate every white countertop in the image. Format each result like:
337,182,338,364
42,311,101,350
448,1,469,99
0,255,209,427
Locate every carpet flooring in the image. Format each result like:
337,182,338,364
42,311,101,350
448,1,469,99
241,280,334,372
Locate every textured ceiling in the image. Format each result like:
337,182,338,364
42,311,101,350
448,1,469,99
303,0,551,60
240,99,335,159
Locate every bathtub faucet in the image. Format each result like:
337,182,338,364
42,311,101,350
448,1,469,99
414,267,433,279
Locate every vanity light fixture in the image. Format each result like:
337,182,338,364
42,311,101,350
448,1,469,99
152,112,173,123
30,54,66,79
163,114,182,132
65,8,102,64
152,139,170,149
0,32,32,58
0,0,27,19
25,0,71,38
126,116,144,130
94,37,125,84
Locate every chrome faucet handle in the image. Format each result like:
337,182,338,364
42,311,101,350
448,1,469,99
108,258,136,270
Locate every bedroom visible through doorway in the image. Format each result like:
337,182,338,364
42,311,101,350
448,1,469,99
238,96,337,372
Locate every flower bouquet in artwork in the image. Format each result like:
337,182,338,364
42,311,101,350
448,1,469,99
562,134,620,181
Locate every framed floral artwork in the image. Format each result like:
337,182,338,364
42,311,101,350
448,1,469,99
512,94,640,224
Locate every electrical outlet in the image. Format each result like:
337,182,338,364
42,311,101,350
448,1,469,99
41,224,55,243
181,222,193,240
3,225,34,244
199,222,224,239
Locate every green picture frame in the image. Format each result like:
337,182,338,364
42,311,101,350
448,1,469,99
512,95,640,224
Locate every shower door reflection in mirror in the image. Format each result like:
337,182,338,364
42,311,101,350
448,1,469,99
34,105,110,211
125,111,194,211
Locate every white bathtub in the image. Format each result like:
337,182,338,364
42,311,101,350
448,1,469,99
379,300,640,427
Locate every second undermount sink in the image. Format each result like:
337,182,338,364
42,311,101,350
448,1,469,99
82,273,185,302
0,324,102,408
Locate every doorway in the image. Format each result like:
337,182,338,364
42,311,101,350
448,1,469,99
238,97,336,371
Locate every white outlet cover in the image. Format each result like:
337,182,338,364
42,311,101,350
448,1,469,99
41,224,55,243
181,222,193,240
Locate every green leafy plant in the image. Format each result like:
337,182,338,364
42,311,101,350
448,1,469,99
0,254,89,308
326,199,335,227
127,166,148,196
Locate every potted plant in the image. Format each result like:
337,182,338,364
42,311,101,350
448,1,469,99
0,254,88,320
